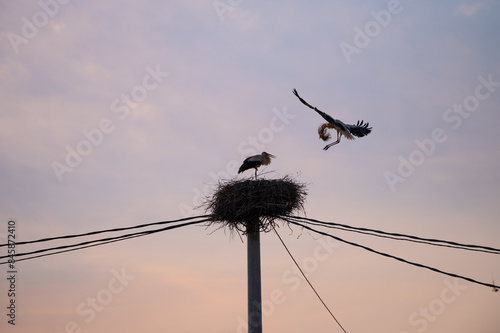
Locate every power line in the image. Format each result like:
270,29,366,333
288,215,500,254
287,217,500,254
3,213,498,291
5,233,146,264
0,215,211,248
0,217,209,265
274,226,348,333
287,219,499,290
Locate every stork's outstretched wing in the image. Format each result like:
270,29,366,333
292,89,338,125
346,120,372,138
294,88,373,138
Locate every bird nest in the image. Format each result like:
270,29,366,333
204,176,307,233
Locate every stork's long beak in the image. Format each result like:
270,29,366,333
267,153,276,158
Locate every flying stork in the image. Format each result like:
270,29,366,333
292,89,372,150
238,152,276,179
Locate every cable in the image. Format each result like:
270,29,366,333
273,226,348,333
0,215,210,248
287,219,500,290
0,216,209,260
1,218,208,262
287,217,473,251
0,219,209,265
287,217,500,255
6,233,145,264
3,213,498,291
287,216,500,254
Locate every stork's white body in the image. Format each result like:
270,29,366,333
293,89,372,150
238,152,276,179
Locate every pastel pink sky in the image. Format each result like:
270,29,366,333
1,1,499,332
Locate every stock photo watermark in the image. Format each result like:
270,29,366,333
55,267,135,333
4,220,17,325
235,236,340,333
5,0,72,54
213,0,244,21
384,74,500,192
401,278,467,333
178,105,296,217
339,0,412,64
51,64,169,182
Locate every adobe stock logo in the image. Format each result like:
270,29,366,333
51,64,169,182
384,74,499,192
53,267,135,333
6,0,72,54
234,236,340,333
339,0,412,64
401,278,467,333
213,0,244,21
178,106,296,217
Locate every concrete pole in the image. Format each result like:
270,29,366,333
247,220,262,333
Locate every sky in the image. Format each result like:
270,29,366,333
0,0,499,332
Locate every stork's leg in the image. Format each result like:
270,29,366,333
254,168,258,180
323,132,341,150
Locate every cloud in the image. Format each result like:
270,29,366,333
455,2,485,16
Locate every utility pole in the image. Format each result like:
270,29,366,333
246,219,262,333
206,176,305,332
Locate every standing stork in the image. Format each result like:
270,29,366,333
293,89,372,150
238,152,276,179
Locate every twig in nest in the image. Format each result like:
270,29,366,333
203,175,307,234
